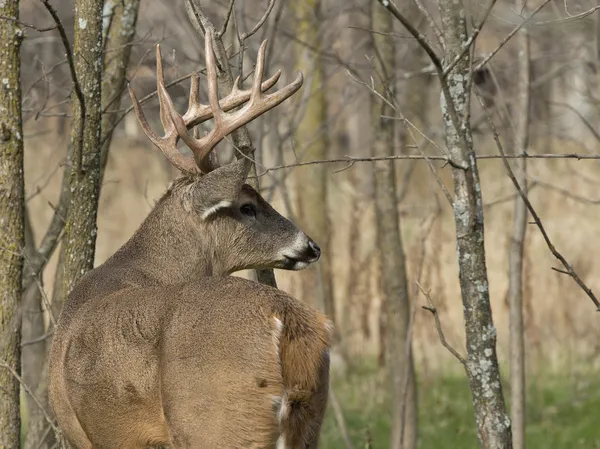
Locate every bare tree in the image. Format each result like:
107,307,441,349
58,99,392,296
291,0,335,321
0,1,25,446
376,1,512,447
508,2,530,448
59,0,105,299
100,0,141,176
370,3,417,449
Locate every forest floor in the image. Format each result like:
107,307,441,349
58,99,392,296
321,361,600,449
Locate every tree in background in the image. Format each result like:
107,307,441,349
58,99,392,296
377,1,512,447
0,0,25,446
370,3,417,449
59,0,104,300
291,0,335,323
508,1,531,447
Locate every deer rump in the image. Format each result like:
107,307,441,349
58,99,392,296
49,276,331,449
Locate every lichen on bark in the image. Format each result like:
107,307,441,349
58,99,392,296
0,0,25,446
60,0,105,300
439,0,512,447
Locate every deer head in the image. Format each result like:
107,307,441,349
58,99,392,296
127,33,320,276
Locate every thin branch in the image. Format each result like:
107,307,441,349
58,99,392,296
533,4,600,25
21,330,55,348
255,152,600,176
217,0,236,37
376,0,443,75
412,0,445,50
240,0,275,41
329,387,356,449
0,359,62,442
474,88,600,310
42,0,86,169
474,0,552,72
417,282,466,365
0,15,57,32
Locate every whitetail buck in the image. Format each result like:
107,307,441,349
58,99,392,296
48,33,332,449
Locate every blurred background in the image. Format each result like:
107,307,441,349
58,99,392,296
16,0,600,447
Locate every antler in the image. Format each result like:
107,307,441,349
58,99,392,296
128,33,304,174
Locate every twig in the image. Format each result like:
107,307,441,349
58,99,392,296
40,0,85,172
21,330,55,348
0,15,57,32
329,387,355,449
412,0,445,50
255,152,600,176
0,359,62,441
217,0,236,37
417,282,466,365
474,88,600,310
240,0,276,41
474,0,552,72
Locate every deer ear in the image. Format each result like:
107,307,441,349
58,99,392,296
193,158,252,220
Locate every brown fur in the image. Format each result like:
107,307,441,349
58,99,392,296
48,163,332,449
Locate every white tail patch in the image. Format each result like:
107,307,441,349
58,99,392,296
276,434,286,449
201,200,232,220
277,393,289,424
272,316,283,358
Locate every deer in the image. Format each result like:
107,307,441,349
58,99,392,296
48,33,332,449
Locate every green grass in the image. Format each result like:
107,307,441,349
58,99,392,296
321,365,600,449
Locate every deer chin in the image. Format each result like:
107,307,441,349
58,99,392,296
280,255,318,271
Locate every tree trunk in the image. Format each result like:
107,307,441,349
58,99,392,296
438,1,512,447
370,5,417,449
0,1,25,446
60,0,105,299
291,0,335,322
100,0,141,177
22,213,50,449
508,3,530,448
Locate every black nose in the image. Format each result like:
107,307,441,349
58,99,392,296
308,239,321,259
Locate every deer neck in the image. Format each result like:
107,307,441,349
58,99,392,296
111,193,229,285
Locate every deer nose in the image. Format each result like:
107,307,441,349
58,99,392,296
307,239,321,260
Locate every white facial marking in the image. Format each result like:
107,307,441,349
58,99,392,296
201,200,232,220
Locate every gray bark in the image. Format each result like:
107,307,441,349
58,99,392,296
22,213,50,449
60,0,105,299
370,4,417,449
508,3,530,448
438,1,512,447
0,1,25,446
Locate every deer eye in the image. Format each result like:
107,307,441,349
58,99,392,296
240,203,257,217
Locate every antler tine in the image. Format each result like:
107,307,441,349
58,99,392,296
250,39,268,102
170,34,304,172
128,82,200,174
130,34,302,175
156,45,174,134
